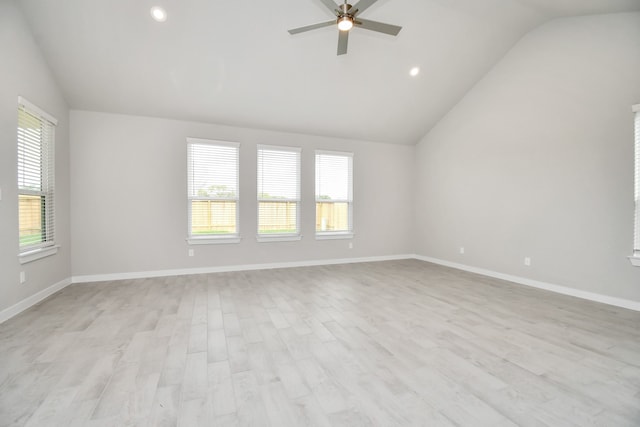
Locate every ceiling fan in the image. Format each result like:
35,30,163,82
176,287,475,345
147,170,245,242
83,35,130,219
288,0,402,55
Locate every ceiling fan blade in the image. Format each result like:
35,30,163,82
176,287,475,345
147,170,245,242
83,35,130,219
288,20,335,35
349,0,378,16
356,18,402,36
337,30,349,55
318,0,339,14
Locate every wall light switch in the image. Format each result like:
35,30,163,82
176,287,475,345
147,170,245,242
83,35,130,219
20,271,25,283
459,247,465,254
348,242,353,249
188,249,194,257
524,257,531,266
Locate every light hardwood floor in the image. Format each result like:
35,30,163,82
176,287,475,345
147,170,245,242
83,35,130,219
1,259,639,426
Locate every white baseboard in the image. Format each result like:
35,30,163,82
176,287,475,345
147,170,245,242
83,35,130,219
71,254,414,284
5,254,636,325
413,254,640,312
0,277,72,324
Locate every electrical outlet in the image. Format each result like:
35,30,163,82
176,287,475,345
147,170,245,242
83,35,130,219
20,271,25,283
524,257,531,266
188,249,194,257
459,247,465,254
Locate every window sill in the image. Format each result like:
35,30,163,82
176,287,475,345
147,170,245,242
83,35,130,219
316,232,354,240
19,245,59,264
256,235,302,243
629,255,640,267
187,236,241,245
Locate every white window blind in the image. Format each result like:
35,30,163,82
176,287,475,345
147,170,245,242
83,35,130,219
187,138,240,241
315,151,353,236
17,97,57,253
257,145,301,238
633,104,640,257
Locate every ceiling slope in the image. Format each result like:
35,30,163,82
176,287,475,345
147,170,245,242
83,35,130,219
18,0,640,144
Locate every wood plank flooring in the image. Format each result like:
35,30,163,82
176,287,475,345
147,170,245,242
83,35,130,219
1,259,639,426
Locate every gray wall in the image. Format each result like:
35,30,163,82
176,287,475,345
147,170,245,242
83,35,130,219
70,111,414,277
0,1,71,312
414,12,640,301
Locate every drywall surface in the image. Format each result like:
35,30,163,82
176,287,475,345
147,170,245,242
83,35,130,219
70,111,414,276
415,12,640,302
0,1,71,313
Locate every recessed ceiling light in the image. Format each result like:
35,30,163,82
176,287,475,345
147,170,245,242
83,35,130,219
409,67,420,77
150,6,167,22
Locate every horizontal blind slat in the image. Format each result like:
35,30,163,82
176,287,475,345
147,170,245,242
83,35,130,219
257,148,300,199
188,143,239,199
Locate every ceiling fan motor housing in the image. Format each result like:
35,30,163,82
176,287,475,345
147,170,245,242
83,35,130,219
339,3,354,15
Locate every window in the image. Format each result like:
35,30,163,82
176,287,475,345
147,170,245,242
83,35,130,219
17,97,57,261
187,138,240,244
257,145,301,241
315,150,353,238
632,104,640,266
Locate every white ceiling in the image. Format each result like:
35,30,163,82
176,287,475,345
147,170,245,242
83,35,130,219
18,0,640,145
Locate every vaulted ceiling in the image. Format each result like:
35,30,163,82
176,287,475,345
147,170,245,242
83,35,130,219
18,0,640,144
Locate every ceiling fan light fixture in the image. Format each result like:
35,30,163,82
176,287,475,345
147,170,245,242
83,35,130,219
337,16,354,31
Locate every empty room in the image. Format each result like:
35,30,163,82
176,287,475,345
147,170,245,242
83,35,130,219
1,0,640,425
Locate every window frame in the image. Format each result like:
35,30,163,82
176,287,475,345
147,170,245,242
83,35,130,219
17,96,59,263
256,144,302,242
186,138,241,245
631,104,640,266
315,150,354,240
